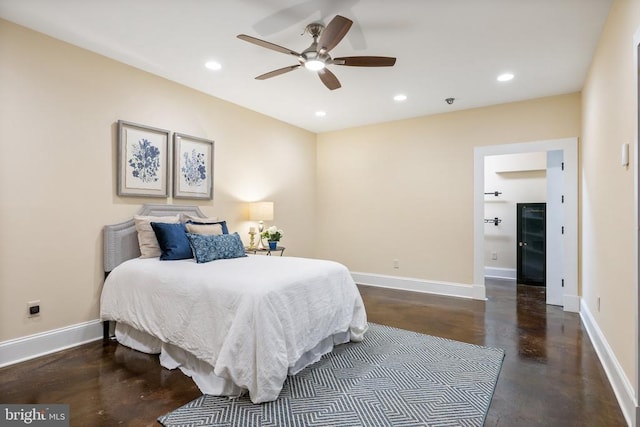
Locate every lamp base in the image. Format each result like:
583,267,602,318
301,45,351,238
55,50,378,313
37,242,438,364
257,221,265,249
248,231,256,250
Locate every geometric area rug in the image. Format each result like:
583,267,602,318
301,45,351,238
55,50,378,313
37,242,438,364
158,323,505,427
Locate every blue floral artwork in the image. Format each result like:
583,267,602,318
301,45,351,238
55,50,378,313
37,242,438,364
181,149,207,187
173,133,213,199
118,120,169,197
128,138,160,183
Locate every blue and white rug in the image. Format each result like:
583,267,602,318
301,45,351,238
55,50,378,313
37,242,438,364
158,323,505,427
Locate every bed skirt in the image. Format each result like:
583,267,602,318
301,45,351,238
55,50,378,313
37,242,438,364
115,323,351,398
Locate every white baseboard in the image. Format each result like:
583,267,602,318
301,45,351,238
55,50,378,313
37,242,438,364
580,300,635,427
0,319,103,368
484,267,516,281
351,272,486,300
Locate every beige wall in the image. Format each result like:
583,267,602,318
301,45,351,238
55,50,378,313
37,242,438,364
316,94,581,285
0,19,317,342
581,0,640,393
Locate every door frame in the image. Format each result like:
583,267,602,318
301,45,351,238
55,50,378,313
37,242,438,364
634,27,640,426
473,137,578,312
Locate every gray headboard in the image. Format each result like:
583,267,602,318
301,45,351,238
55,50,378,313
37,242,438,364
103,204,206,273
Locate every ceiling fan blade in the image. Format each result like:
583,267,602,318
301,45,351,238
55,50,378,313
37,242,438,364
318,68,341,90
333,56,397,67
318,15,353,53
255,65,301,80
237,34,301,58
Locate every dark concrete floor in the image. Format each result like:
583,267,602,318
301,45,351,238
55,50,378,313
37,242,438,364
0,279,627,426
361,279,626,426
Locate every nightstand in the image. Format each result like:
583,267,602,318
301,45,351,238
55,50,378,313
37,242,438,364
245,246,285,256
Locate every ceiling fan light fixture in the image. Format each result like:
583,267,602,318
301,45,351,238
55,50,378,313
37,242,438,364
305,59,325,71
237,15,396,90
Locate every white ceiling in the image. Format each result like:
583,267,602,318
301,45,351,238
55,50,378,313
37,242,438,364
0,0,611,133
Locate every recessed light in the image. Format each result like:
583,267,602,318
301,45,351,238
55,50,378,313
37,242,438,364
393,94,407,102
497,73,514,82
205,61,222,71
315,111,326,117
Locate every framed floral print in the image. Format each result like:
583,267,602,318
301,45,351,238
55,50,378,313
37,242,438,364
173,133,214,200
117,120,169,197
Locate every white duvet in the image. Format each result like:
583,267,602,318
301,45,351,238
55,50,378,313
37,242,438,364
100,255,367,403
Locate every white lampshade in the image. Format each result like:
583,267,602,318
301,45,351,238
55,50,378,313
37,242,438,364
249,202,274,221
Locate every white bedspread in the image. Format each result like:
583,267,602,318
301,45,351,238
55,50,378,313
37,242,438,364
100,255,367,403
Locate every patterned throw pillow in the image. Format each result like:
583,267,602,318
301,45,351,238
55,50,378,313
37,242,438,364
186,232,247,263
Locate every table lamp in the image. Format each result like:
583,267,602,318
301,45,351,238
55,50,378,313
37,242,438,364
249,201,274,249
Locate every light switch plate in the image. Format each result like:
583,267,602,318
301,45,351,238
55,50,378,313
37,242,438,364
622,143,629,167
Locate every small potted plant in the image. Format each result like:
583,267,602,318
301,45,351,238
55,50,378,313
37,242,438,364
261,226,283,250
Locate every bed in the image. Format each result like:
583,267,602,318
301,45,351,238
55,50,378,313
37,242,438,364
100,204,368,403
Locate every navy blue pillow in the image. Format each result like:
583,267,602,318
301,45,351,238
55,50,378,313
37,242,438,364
150,222,193,260
186,220,229,234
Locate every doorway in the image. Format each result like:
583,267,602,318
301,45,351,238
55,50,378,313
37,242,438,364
517,203,546,286
473,138,578,312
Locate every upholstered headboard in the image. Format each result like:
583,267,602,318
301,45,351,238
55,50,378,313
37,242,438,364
103,204,206,273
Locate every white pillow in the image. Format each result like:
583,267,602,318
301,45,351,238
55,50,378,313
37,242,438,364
134,214,180,258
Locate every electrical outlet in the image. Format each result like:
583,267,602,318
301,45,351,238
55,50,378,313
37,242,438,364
393,259,399,269
597,296,600,312
28,300,40,317
491,252,498,260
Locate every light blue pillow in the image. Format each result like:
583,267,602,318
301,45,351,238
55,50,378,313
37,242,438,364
186,232,247,263
150,222,193,260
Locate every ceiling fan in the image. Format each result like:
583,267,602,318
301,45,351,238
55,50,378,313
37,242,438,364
237,15,396,90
